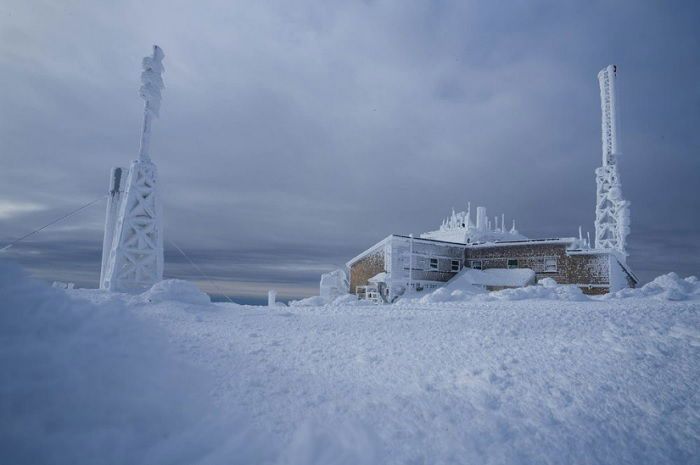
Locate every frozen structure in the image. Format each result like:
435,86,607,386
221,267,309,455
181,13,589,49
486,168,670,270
594,65,630,257
320,269,349,301
346,65,639,303
100,46,165,293
421,203,527,244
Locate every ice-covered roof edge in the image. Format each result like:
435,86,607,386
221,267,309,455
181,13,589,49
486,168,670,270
346,234,467,267
345,235,392,267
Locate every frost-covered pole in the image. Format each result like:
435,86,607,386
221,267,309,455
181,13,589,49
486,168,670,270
138,45,165,162
466,202,472,229
408,234,414,294
594,65,630,258
99,167,126,289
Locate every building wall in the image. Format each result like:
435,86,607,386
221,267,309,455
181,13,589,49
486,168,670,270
386,236,463,298
349,236,465,299
465,242,613,295
349,249,385,295
349,237,637,300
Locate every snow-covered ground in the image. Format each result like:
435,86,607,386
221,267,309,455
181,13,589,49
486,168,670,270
1,261,699,464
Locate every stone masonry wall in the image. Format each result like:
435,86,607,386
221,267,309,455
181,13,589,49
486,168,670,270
349,250,385,295
465,243,611,295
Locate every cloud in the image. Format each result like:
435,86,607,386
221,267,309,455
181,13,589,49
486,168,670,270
0,201,46,220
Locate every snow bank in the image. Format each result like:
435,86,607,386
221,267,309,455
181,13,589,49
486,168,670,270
0,261,265,464
418,285,484,303
604,272,700,301
289,295,329,307
329,293,364,306
481,277,589,301
417,273,587,304
134,279,211,305
416,269,485,304
290,293,364,307
417,268,539,304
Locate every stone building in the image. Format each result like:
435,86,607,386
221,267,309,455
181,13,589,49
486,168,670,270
347,228,637,303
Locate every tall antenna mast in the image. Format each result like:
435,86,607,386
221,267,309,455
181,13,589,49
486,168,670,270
594,65,630,258
138,45,165,161
100,45,166,292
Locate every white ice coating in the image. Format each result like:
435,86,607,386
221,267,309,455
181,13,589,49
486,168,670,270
421,204,527,244
100,46,165,292
99,167,126,289
138,45,165,161
320,269,349,301
594,65,630,257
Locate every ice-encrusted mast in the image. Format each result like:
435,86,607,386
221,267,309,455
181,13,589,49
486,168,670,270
594,64,630,258
100,45,165,292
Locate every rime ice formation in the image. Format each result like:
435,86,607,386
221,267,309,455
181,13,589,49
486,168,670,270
320,269,349,301
421,203,527,244
99,167,126,289
100,46,165,293
137,45,165,161
594,65,630,257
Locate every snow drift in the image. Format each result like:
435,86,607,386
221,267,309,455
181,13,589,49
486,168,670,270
290,292,364,307
481,277,589,302
604,272,700,301
416,269,586,304
0,261,265,465
134,278,211,305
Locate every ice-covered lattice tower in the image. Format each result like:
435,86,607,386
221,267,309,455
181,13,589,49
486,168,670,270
100,45,165,292
594,64,630,258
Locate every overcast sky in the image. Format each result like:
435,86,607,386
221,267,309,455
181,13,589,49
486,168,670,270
1,0,699,303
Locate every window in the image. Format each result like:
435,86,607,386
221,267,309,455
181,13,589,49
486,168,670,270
471,260,482,270
545,258,557,272
451,260,460,272
429,258,438,270
507,259,518,269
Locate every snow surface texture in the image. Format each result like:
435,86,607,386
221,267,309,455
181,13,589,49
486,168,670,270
2,262,700,464
134,278,211,305
0,262,270,465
